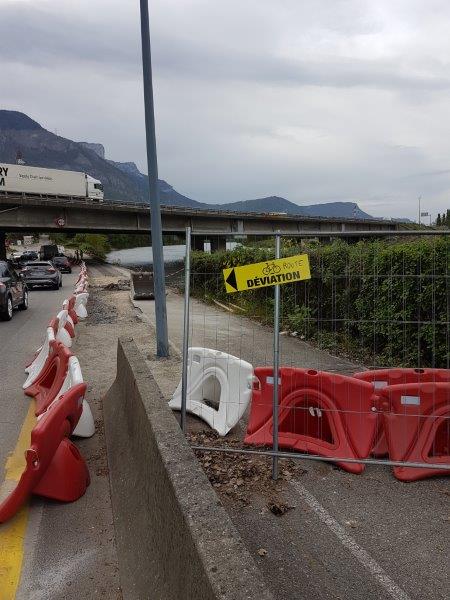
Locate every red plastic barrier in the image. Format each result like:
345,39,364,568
63,297,78,327
24,341,72,415
65,317,75,339
67,296,79,325
245,368,378,474
76,271,87,284
379,382,450,482
353,368,450,386
0,384,89,524
353,369,450,456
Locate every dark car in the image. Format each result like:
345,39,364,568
39,244,59,261
52,255,72,274
0,261,28,321
20,250,39,262
21,261,62,290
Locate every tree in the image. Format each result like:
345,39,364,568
50,233,110,260
71,234,111,260
436,213,441,227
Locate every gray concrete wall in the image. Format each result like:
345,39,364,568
103,337,273,600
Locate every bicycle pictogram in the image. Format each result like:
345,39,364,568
262,261,281,276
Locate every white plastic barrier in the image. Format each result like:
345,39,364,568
25,313,72,373
74,284,88,295
62,300,76,332
23,327,56,387
56,309,74,347
76,274,88,284
77,269,89,281
40,356,96,438
74,275,88,291
169,348,253,436
74,292,89,319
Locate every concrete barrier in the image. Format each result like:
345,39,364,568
130,271,154,300
103,337,273,600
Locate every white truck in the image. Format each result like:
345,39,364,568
0,164,104,201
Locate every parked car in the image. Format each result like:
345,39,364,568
21,261,62,290
52,255,72,274
0,261,28,321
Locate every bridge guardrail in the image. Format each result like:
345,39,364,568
0,191,402,225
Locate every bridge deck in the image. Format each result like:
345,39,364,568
0,192,399,235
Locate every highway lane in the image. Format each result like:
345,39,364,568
0,272,76,475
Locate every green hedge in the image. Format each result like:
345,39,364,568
190,237,449,368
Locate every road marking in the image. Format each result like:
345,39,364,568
0,402,36,600
292,481,411,600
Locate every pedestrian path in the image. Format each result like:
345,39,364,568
134,290,359,373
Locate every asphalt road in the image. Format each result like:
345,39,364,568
0,273,77,473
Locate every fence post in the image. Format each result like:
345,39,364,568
181,226,191,433
272,234,281,480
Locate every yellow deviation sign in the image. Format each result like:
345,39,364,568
223,254,311,293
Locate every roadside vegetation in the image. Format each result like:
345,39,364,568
49,232,183,259
51,233,111,260
190,236,449,368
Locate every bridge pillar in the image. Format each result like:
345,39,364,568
191,236,205,252
210,236,227,253
0,231,6,261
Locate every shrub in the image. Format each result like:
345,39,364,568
190,236,449,368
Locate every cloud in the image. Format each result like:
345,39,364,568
2,0,449,92
1,0,450,218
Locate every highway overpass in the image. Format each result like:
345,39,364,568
0,192,403,257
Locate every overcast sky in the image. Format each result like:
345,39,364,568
1,0,450,218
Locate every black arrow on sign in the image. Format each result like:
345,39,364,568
225,268,237,291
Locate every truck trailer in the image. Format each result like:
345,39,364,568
39,243,59,261
0,164,104,201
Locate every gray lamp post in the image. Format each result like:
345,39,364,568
139,0,169,357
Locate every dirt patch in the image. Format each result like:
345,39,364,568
189,430,306,510
102,279,130,291
87,292,119,324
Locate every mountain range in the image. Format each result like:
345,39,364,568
0,110,376,219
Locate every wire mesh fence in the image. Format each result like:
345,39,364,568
175,228,450,481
